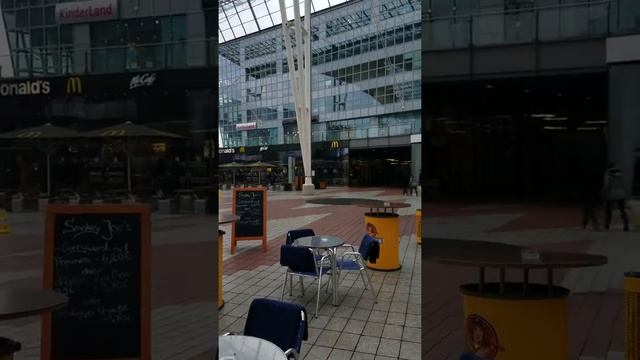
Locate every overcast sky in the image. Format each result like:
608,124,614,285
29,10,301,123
219,0,349,43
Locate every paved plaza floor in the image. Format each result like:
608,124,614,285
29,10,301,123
422,202,639,360
219,187,422,360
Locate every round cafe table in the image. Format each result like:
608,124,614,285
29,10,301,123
0,288,67,321
431,241,607,360
294,235,344,306
219,335,286,360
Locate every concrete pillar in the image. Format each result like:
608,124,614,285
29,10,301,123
609,63,640,196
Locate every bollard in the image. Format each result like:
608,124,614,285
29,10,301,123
416,209,422,245
625,272,640,360
0,338,20,360
0,209,10,235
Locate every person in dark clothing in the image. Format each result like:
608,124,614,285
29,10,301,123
579,166,602,230
603,163,629,231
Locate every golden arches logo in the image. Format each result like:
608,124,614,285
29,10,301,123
330,140,340,149
17,131,42,138
101,129,126,137
66,77,82,94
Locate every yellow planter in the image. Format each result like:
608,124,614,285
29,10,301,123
364,212,400,271
218,230,224,309
625,272,640,360
461,283,569,360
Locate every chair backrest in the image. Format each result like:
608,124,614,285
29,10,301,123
358,235,378,261
286,229,315,245
280,245,317,273
244,298,307,353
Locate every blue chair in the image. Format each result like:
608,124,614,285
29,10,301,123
280,244,330,318
333,235,379,302
240,298,308,360
286,229,315,245
286,229,327,292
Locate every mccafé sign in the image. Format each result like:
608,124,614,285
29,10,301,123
0,80,51,97
56,0,118,24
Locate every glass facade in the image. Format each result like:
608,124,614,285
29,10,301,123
218,0,422,148
423,0,640,50
0,0,214,78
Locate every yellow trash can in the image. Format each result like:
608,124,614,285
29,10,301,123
460,283,569,360
625,272,640,360
365,212,400,271
218,230,225,309
416,209,422,245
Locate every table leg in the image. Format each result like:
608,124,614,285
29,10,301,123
331,248,339,306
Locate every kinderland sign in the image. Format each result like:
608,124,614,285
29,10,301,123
55,0,118,24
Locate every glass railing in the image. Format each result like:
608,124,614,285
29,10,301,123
423,0,640,50
0,38,217,79
221,123,420,148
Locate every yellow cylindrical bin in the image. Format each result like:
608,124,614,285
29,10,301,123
364,212,400,271
460,283,569,360
416,209,422,245
625,272,640,360
218,230,225,309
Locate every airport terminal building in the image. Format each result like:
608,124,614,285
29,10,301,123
422,0,640,200
218,0,422,187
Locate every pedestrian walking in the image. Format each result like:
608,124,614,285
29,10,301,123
409,175,418,196
603,163,629,231
579,166,601,230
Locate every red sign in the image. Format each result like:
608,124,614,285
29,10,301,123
55,0,118,24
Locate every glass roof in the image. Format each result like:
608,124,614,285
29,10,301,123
219,0,350,43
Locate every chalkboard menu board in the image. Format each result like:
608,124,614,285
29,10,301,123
42,205,151,360
231,188,267,254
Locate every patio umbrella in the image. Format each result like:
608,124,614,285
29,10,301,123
0,123,79,195
247,161,277,185
81,121,186,193
219,162,244,185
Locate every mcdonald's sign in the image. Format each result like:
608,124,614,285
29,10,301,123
239,147,246,153
66,77,82,94
101,129,126,137
330,140,340,149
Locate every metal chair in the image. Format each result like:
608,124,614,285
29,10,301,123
223,298,308,360
333,234,379,302
280,244,330,318
286,229,315,245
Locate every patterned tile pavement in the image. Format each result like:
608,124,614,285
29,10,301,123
218,187,422,359
422,202,639,360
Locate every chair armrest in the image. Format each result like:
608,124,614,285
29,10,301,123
284,348,300,360
221,332,236,336
340,251,363,263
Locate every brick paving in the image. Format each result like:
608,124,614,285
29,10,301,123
218,187,422,359
422,201,638,360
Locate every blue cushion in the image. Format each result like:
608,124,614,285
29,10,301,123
358,235,376,259
286,229,315,245
280,245,317,273
335,259,361,270
244,298,308,353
